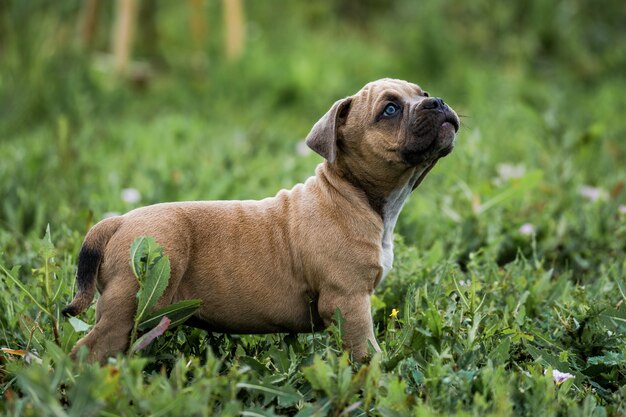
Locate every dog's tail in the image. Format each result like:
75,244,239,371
62,216,123,317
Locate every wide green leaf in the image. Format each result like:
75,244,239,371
130,236,163,283
488,336,511,364
138,299,202,331
236,381,302,407
135,255,170,323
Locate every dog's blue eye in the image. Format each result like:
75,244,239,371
383,103,400,117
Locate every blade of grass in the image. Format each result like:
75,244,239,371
0,263,52,316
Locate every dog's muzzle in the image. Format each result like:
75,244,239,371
400,98,459,165
421,97,460,132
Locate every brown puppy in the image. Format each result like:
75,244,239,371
63,78,460,362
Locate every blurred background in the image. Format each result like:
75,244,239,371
1,0,625,273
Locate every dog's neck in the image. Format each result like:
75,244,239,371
326,160,435,222
317,160,435,283
335,167,386,217
380,165,431,245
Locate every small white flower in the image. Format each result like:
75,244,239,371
296,140,312,156
121,188,141,204
578,185,607,202
518,223,535,236
548,369,575,385
619,205,626,214
496,163,526,183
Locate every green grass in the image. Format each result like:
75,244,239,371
1,1,626,416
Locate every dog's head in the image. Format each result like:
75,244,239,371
306,78,459,187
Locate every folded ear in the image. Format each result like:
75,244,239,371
305,97,352,163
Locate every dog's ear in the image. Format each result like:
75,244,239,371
305,97,352,163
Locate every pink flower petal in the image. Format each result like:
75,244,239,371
578,185,607,202
296,140,312,156
552,369,575,385
121,188,141,204
519,223,535,236
133,316,171,352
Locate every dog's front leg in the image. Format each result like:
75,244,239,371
318,291,381,361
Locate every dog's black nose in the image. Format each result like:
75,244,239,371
422,97,445,110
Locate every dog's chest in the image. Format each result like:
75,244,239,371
378,169,424,283
378,183,412,282
380,239,395,280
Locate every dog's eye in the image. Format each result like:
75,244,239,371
382,103,400,118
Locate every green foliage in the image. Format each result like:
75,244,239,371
128,235,171,349
138,299,203,332
1,0,626,415
128,236,201,352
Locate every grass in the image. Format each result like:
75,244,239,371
1,1,626,415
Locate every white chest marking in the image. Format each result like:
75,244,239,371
379,169,425,282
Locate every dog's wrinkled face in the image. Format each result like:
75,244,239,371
306,79,459,191
343,78,459,167
306,78,459,198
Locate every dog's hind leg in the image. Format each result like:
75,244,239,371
70,256,187,363
70,278,138,363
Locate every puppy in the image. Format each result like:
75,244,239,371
64,78,460,362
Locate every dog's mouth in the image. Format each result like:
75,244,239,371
416,111,459,148
436,112,459,143
443,114,460,133
400,109,459,166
